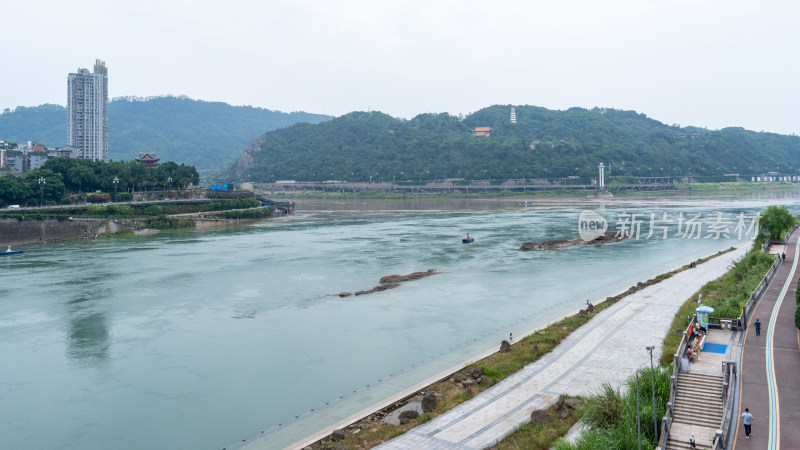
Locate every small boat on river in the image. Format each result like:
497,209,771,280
2,246,23,256
462,234,474,244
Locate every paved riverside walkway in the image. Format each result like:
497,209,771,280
377,243,750,450
736,232,800,450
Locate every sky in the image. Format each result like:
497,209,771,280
3,0,799,135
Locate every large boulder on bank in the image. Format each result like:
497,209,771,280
398,409,419,424
565,397,584,409
530,409,554,425
331,429,346,441
422,394,438,413
471,367,484,379
500,340,511,353
555,395,569,419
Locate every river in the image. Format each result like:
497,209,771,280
2,190,799,449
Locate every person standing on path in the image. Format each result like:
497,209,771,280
689,435,696,448
741,408,753,438
754,318,761,336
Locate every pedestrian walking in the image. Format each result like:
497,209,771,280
689,434,696,448
741,408,753,438
782,252,785,261
754,318,761,336
509,332,513,343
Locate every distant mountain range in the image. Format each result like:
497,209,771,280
0,96,330,172
228,105,800,182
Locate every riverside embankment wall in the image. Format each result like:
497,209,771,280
0,218,141,246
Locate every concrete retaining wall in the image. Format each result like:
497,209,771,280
0,218,143,246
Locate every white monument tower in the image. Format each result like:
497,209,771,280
598,162,605,189
510,107,517,124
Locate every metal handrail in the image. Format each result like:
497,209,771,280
659,316,696,449
714,361,737,449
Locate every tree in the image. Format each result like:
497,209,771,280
758,206,796,241
23,169,65,205
66,165,98,193
0,175,32,205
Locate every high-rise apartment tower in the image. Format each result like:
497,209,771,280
67,59,108,162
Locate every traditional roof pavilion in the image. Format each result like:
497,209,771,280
135,153,160,167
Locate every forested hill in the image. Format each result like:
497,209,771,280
228,105,800,182
0,96,329,171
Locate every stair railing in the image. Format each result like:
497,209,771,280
658,316,697,449
714,361,737,450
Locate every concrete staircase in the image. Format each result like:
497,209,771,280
666,372,724,450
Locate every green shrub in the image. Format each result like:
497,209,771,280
86,205,107,216
561,366,669,449
796,278,800,304
795,304,800,329
581,383,625,429
144,205,163,215
145,215,195,230
219,208,272,219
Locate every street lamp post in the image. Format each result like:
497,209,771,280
38,177,45,207
646,346,658,443
112,176,119,202
166,177,172,196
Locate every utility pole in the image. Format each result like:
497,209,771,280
647,346,658,444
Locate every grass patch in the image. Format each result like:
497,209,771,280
494,397,583,450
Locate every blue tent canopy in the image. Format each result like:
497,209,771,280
696,305,715,314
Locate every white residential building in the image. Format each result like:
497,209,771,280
67,59,108,162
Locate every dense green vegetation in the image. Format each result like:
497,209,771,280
552,366,670,450
0,96,329,171
228,105,800,182
0,158,199,207
701,249,777,316
661,249,776,365
0,198,260,220
757,205,795,243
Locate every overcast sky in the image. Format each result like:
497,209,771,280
3,0,799,135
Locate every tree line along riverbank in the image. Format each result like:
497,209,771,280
253,181,800,200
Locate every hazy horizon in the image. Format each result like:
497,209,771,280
3,1,799,136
